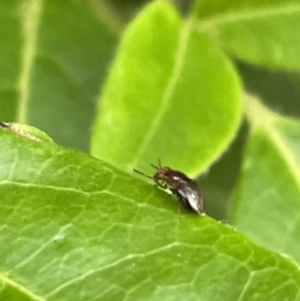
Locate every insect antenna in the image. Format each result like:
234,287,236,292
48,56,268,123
158,158,162,168
133,168,153,180
150,158,162,171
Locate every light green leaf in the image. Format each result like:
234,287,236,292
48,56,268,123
0,0,116,151
1,128,300,300
193,0,300,69
231,96,300,264
91,1,242,176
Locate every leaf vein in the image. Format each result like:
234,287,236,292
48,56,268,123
130,21,190,169
11,224,74,271
0,180,91,196
47,243,178,297
198,4,300,31
0,273,47,301
17,0,43,123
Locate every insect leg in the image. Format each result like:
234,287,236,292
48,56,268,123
154,178,168,189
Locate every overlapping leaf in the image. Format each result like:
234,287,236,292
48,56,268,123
193,0,300,69
232,97,300,264
0,0,116,151
92,1,242,176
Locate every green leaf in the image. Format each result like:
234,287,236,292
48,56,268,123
0,0,117,151
91,1,242,176
1,129,300,300
231,96,300,264
193,0,300,69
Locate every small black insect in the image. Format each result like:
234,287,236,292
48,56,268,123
134,159,205,215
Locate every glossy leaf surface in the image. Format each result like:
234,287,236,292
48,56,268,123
1,128,300,300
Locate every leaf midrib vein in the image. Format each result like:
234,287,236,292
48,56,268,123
198,3,300,30
129,22,190,169
266,122,300,192
246,97,300,192
17,0,43,123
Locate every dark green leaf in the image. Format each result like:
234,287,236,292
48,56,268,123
0,0,117,151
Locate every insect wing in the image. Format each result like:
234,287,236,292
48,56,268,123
134,160,205,215
177,184,205,214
